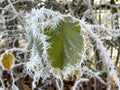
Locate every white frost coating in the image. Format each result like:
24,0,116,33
72,78,89,90
80,21,120,90
12,84,19,90
25,7,120,90
90,25,120,37
39,33,50,63
25,7,66,89
81,67,106,84
25,7,64,60
55,77,63,90
0,77,5,90
25,7,63,35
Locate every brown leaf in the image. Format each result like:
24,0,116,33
12,50,17,57
24,84,30,90
1,53,14,70
109,76,115,84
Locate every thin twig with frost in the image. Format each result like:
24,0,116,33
72,78,89,90
90,24,120,37
7,0,24,27
80,21,120,90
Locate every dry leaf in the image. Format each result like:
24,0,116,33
73,69,81,79
1,53,14,70
109,76,115,84
24,84,30,90
12,50,17,57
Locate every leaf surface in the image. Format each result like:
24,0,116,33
44,17,84,69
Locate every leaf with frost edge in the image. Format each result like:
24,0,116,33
44,17,84,69
25,7,120,90
25,7,84,70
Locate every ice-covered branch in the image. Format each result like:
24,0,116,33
90,24,120,37
7,0,24,27
72,78,89,90
80,21,120,90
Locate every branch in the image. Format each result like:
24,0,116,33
7,0,24,27
90,24,120,37
93,4,120,10
81,22,120,89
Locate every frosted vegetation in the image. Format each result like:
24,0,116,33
0,0,120,90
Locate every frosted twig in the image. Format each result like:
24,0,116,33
10,62,26,70
0,77,5,90
81,22,120,90
72,78,89,90
81,67,106,85
7,0,24,27
90,24,120,37
67,0,74,15
6,47,27,52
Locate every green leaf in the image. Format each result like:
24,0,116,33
44,16,84,69
34,65,37,71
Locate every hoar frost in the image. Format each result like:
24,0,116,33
25,7,84,89
25,7,120,90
